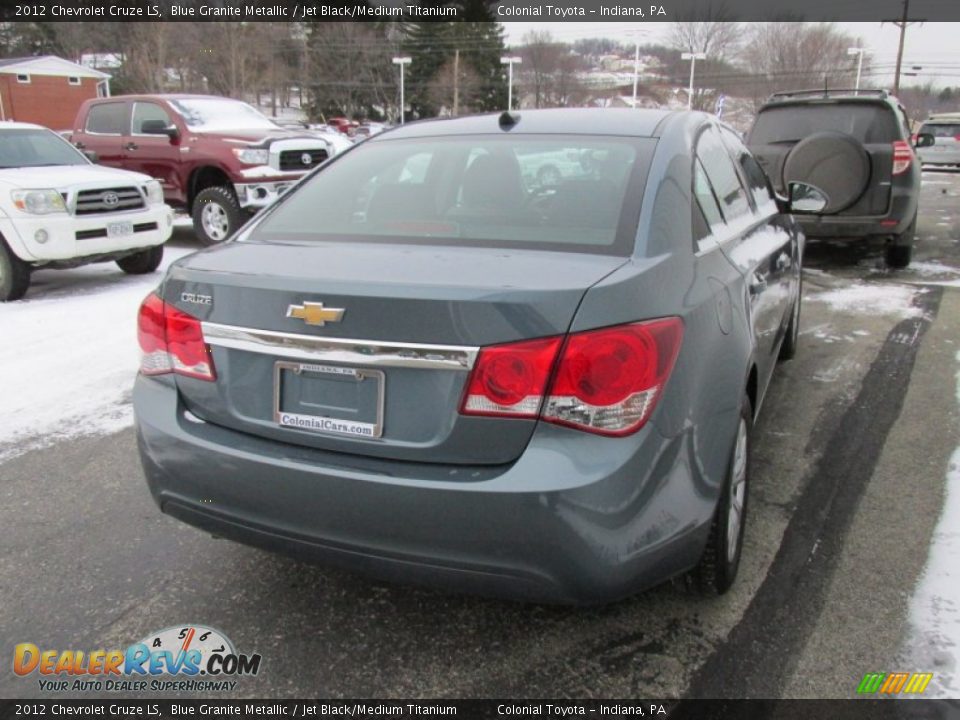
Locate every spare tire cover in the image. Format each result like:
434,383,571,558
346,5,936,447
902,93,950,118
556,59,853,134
782,131,870,214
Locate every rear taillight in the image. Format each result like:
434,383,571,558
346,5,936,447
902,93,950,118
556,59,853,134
137,292,216,381
893,140,913,175
460,336,563,417
460,318,683,436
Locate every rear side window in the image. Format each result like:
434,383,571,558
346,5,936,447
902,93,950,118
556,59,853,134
250,135,654,256
750,104,900,145
85,103,126,135
720,127,775,210
920,123,960,138
694,159,724,233
697,127,751,224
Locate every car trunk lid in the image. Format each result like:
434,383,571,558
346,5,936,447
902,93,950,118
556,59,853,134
161,241,627,465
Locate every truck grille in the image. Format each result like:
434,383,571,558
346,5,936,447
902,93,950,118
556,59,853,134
75,187,145,215
279,149,328,172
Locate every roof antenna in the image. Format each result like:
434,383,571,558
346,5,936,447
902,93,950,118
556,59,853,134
499,111,519,129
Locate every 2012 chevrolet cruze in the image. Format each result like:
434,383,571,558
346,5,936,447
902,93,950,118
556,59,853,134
133,109,821,603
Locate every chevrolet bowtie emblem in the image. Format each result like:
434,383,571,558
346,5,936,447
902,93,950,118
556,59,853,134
286,301,345,327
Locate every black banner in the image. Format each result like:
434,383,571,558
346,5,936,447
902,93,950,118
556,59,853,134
1,700,960,720
2,0,960,22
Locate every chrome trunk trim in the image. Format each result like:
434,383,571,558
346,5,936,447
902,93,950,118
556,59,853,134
202,322,479,371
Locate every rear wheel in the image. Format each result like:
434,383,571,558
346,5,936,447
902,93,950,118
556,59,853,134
689,396,751,595
192,186,245,246
885,216,916,269
117,245,164,274
0,239,31,302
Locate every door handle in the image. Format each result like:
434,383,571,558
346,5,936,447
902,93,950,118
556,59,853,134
124,142,139,151
74,141,86,149
749,273,767,295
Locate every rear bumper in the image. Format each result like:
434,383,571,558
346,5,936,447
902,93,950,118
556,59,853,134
796,188,918,240
134,375,716,604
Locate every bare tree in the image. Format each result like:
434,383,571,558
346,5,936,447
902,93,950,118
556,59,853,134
517,30,589,109
739,23,864,107
669,19,741,63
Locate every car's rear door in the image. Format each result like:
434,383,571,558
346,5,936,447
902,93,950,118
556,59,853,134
697,125,793,390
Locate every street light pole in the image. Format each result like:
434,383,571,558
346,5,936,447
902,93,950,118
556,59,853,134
500,56,522,111
847,47,865,90
392,56,411,125
681,52,706,110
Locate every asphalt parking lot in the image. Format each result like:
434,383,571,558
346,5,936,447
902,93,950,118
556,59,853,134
2,170,959,700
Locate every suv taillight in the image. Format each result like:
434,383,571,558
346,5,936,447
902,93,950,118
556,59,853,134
460,318,683,436
892,140,913,175
137,292,216,381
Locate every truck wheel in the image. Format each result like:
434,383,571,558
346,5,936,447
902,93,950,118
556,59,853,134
688,395,752,596
193,186,244,246
0,239,31,302
117,245,164,274
885,216,916,269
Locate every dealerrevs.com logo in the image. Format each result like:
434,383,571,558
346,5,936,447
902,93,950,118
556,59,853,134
13,624,262,693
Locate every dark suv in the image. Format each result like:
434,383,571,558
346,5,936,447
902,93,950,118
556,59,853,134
747,89,921,268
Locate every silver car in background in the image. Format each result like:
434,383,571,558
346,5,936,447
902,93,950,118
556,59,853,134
917,114,960,167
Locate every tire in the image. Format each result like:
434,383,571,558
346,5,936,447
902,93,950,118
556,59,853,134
689,396,752,596
885,216,916,269
779,275,802,361
192,186,245,246
0,239,31,302
116,245,164,274
782,131,870,214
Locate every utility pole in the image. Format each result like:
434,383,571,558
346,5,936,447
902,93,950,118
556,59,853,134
886,0,923,96
453,49,460,117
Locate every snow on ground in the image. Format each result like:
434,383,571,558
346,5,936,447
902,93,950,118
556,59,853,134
900,351,960,697
0,245,196,462
805,283,927,320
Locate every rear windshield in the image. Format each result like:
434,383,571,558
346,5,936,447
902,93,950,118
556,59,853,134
750,103,899,145
920,123,960,138
248,135,654,256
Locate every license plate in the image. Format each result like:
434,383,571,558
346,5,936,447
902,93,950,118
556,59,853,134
106,221,134,238
273,361,384,439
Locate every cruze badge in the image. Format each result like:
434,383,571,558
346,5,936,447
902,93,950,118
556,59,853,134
287,301,344,327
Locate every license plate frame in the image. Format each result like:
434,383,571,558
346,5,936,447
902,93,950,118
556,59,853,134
273,361,385,439
106,220,134,238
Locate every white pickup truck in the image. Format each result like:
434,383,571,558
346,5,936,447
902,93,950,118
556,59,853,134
0,122,174,301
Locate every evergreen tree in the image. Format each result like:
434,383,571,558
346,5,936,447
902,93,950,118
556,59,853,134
402,0,506,119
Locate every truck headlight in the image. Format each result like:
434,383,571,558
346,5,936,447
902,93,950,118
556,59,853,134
11,189,66,215
144,180,165,205
232,148,270,165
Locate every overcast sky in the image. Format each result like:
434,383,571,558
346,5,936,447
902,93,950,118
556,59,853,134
502,22,960,87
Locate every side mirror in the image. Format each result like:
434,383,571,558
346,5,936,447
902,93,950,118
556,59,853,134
788,182,830,214
82,149,99,163
140,120,180,141
915,133,935,148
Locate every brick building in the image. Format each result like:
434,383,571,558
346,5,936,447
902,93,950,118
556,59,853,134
0,56,111,130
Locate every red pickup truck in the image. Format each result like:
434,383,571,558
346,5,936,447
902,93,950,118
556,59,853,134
70,95,335,244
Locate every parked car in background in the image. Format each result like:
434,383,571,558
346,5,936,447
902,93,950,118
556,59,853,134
133,109,831,603
68,95,335,245
747,88,921,268
0,122,172,301
915,113,960,168
352,122,390,141
327,117,358,136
